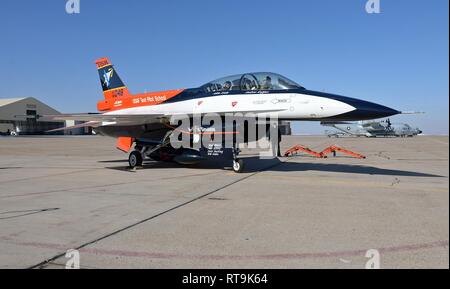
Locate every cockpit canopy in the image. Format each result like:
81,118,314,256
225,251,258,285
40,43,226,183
201,72,304,93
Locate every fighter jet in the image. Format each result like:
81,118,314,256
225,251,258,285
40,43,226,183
322,119,422,138
45,57,400,172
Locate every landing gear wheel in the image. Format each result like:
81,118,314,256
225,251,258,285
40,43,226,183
232,159,244,173
129,151,143,168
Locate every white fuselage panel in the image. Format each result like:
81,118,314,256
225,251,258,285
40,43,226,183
106,92,356,120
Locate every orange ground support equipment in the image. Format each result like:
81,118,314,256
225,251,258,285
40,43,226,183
283,145,323,158
284,144,366,159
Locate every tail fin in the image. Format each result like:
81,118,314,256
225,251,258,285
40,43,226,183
95,57,130,99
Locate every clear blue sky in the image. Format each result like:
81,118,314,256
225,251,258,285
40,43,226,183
0,0,448,134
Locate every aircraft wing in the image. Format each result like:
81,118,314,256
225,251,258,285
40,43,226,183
44,109,286,125
43,108,288,134
43,113,167,125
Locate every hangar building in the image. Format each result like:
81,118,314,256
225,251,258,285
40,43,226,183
0,97,65,135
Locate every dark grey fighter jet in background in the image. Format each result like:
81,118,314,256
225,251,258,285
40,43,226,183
322,119,423,138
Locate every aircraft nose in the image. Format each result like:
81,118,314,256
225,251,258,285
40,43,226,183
350,102,399,120
330,96,400,120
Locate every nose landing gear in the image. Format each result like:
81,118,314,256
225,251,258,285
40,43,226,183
230,146,245,173
232,158,244,173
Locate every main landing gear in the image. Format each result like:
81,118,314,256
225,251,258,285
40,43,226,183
128,131,173,169
128,146,246,173
127,137,246,173
128,150,143,168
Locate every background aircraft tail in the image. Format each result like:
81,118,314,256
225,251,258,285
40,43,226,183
95,57,130,99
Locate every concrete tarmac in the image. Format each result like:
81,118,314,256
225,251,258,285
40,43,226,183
0,135,448,268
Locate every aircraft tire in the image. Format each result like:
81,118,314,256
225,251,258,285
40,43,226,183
232,159,244,173
129,150,143,168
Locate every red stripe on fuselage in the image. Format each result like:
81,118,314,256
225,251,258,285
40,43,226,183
97,89,185,112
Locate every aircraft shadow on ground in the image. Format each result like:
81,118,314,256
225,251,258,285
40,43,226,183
102,157,443,178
